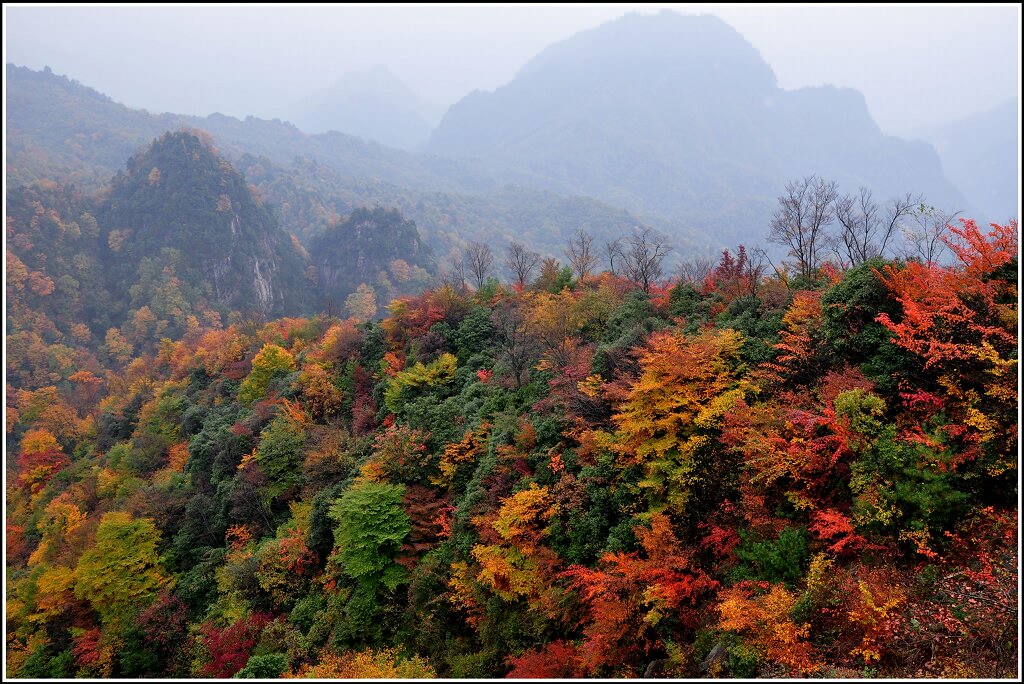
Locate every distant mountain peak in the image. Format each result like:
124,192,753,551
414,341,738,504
516,10,776,92
291,66,442,148
426,11,965,245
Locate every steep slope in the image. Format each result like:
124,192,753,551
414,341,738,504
291,66,442,149
309,206,435,310
100,131,312,317
920,98,1019,222
5,65,177,189
426,11,968,243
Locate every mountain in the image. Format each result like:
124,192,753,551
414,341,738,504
426,11,968,244
6,63,702,261
100,131,312,317
5,65,179,190
918,98,1019,222
309,206,434,309
4,63,478,197
5,130,314,376
291,66,444,150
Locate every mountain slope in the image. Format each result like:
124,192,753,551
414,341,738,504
426,11,968,243
920,98,1019,222
4,63,481,196
6,64,700,260
100,131,312,317
5,132,314,384
309,206,434,309
291,66,442,149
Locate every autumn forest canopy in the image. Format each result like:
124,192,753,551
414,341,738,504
3,9,1021,681
5,130,1019,677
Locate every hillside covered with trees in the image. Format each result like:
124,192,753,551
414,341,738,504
6,194,1018,677
4,7,1019,680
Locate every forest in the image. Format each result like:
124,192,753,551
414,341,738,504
5,141,1018,677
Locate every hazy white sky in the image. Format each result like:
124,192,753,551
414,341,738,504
4,4,1020,134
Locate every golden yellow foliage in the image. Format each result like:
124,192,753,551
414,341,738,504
492,483,558,549
288,648,436,678
718,583,820,674
20,428,60,455
432,422,489,487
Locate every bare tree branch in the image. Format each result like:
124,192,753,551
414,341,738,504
622,225,671,293
744,246,768,298
505,241,541,288
440,253,467,291
678,255,715,285
605,237,625,276
769,175,838,280
833,187,921,267
566,228,599,281
464,242,494,290
899,204,961,266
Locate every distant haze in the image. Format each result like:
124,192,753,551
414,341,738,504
4,4,1020,135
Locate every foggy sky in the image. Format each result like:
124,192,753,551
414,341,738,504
4,4,1020,136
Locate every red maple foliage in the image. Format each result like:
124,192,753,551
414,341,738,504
199,612,272,678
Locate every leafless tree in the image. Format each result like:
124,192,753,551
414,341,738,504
677,255,715,285
565,228,599,280
323,295,338,320
833,188,920,267
440,253,467,291
622,226,671,293
491,298,541,389
768,175,839,280
605,237,625,276
465,242,494,289
505,241,541,287
899,205,961,266
743,247,769,298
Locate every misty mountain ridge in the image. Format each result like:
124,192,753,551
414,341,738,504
290,65,445,150
5,63,707,263
8,9,1013,264
427,11,973,243
915,98,1019,223
4,63,484,197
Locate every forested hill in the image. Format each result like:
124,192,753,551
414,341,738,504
6,214,1018,678
101,130,311,317
5,129,313,372
3,11,1018,679
309,207,435,314
6,130,447,395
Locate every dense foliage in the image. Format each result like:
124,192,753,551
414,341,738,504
6,204,1018,678
5,132,457,400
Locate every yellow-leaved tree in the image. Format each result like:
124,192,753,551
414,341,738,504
609,328,750,514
